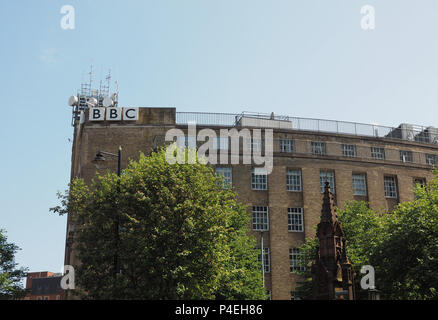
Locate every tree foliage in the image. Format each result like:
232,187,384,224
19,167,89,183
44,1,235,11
52,149,266,300
0,229,28,300
294,171,438,300
372,173,438,299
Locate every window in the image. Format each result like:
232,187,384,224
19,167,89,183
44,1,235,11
286,170,302,192
426,154,438,165
413,178,426,188
320,170,335,194
311,141,326,155
371,147,385,160
215,167,232,189
258,247,270,273
178,136,196,149
252,206,269,231
248,138,262,153
37,297,42,301
400,150,413,163
384,176,398,198
213,137,229,150
288,208,304,232
352,174,367,196
413,178,426,199
280,139,294,153
289,248,305,273
342,144,356,158
251,168,267,190
44,296,49,301
56,295,61,300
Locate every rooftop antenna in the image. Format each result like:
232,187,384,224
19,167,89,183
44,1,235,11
68,65,119,126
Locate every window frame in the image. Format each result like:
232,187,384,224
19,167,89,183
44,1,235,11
258,247,270,273
215,167,232,189
311,141,327,155
280,139,294,153
251,168,268,190
289,248,305,273
426,154,438,165
287,208,304,232
384,176,398,198
252,206,269,231
400,150,413,163
320,170,336,194
286,169,302,192
371,147,385,160
352,173,367,196
342,144,357,158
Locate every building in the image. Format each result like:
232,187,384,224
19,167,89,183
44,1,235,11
64,106,438,300
24,272,62,300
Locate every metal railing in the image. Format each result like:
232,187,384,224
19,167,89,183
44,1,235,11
175,112,438,146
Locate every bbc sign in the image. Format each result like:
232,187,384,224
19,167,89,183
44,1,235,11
89,107,139,121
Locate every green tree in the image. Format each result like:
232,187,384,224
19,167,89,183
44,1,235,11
294,172,438,300
293,201,387,300
0,229,28,300
372,172,438,299
52,149,266,300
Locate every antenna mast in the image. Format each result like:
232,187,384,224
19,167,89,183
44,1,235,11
68,66,120,126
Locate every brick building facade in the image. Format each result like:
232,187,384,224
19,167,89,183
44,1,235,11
24,272,63,300
65,107,438,300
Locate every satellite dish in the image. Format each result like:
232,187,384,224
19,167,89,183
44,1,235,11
68,95,78,107
103,96,113,107
86,97,98,107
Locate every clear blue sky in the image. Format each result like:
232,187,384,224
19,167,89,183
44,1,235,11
1,0,438,275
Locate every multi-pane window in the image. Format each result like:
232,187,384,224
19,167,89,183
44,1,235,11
286,169,302,192
352,174,367,196
280,139,294,153
213,137,229,150
413,178,426,199
289,248,305,273
252,206,269,231
248,138,262,153
426,154,438,165
288,208,304,232
258,247,270,273
320,170,335,194
342,144,356,158
400,150,413,163
178,136,196,149
384,176,398,198
311,142,326,155
215,167,232,189
251,168,268,190
371,147,385,160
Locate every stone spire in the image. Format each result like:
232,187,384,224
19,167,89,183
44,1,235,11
312,181,355,300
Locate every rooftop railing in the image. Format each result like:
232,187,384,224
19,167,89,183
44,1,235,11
175,112,438,146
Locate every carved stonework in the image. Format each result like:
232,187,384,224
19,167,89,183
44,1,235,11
313,181,355,300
